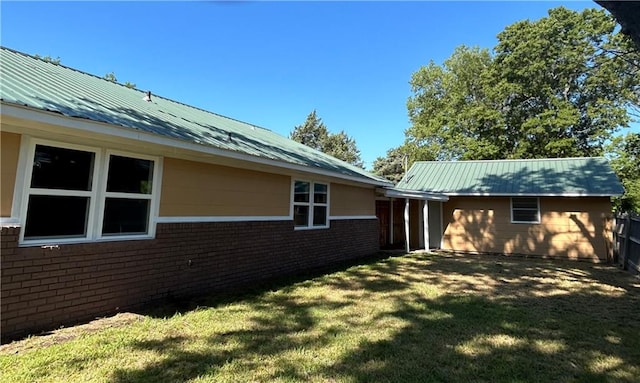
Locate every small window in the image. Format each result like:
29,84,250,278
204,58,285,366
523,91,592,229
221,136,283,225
294,205,309,226
511,197,540,223
293,180,328,228
294,181,310,203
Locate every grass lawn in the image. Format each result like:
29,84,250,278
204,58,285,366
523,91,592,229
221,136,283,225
1,252,640,383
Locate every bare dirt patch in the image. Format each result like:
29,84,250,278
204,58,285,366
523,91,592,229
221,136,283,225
0,312,145,355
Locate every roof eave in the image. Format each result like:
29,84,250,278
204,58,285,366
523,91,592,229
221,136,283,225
383,187,449,201
1,102,393,188
441,192,623,198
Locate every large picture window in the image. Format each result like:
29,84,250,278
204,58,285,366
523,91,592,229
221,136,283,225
511,197,540,223
21,140,159,244
293,180,328,229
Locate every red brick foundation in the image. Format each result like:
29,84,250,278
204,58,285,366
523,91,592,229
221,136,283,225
1,219,378,342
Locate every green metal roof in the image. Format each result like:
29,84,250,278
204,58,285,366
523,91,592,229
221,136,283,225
0,47,391,186
399,158,624,196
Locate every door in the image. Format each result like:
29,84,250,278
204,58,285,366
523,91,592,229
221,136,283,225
375,200,390,247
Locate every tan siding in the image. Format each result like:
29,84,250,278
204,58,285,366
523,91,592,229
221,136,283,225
330,183,376,216
442,196,613,261
1,132,21,217
160,157,291,217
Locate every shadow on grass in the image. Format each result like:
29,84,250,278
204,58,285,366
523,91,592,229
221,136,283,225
109,253,640,383
137,251,397,319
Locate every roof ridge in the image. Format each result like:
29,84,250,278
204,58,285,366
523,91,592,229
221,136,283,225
0,46,272,133
415,157,605,164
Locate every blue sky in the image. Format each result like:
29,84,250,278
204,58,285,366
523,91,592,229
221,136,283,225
2,1,627,169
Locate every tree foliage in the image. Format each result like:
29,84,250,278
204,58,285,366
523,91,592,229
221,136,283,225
103,72,136,88
290,110,329,151
405,7,640,161
290,110,364,168
104,72,118,82
323,131,363,168
372,147,407,183
34,54,61,65
609,132,640,213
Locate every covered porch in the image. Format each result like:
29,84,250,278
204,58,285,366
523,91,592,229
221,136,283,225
376,188,449,252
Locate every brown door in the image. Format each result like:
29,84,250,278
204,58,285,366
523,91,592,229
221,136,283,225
376,199,406,249
376,200,389,247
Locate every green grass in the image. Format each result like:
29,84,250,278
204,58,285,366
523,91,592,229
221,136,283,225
2,252,640,383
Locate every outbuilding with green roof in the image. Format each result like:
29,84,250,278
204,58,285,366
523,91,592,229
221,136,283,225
377,158,623,261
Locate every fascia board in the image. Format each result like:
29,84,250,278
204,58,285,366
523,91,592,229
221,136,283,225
442,192,622,197
383,188,449,201
1,102,393,188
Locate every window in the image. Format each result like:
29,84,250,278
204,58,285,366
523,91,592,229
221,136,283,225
101,155,154,236
511,197,540,223
293,180,328,228
24,144,97,240
21,140,159,244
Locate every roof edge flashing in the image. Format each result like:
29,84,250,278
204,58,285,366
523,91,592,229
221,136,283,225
1,102,393,188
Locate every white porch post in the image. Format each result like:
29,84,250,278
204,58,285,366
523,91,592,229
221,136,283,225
404,198,410,253
389,198,394,245
423,200,429,251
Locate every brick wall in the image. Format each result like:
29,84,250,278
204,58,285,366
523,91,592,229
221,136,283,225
1,219,378,342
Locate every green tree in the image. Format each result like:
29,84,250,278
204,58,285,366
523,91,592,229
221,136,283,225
609,132,640,213
407,46,500,160
290,110,329,151
290,110,364,168
323,131,364,168
406,7,640,160
372,147,407,183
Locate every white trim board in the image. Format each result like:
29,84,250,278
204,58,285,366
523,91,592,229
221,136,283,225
329,215,377,220
2,103,393,188
156,215,377,224
156,216,292,223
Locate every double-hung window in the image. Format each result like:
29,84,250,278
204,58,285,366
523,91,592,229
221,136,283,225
101,154,154,236
511,197,540,223
24,143,98,240
293,180,328,229
21,139,159,244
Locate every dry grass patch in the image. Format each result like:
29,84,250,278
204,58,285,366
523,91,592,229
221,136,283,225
1,252,639,383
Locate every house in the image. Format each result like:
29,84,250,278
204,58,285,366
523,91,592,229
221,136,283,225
377,159,624,261
0,47,393,341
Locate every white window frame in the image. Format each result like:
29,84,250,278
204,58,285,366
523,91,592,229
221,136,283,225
96,149,160,240
18,138,161,246
291,179,330,230
510,197,540,224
